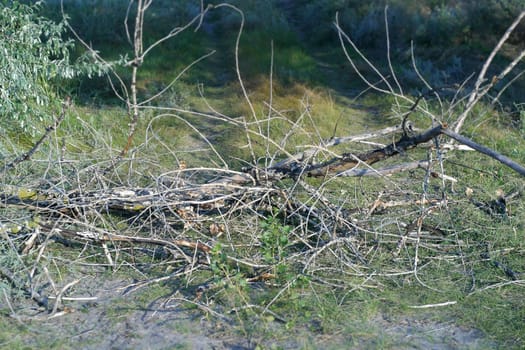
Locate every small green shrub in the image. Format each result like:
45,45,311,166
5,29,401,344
260,216,291,263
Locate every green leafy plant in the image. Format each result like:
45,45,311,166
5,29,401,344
210,242,229,279
210,243,246,286
0,1,101,135
260,216,290,263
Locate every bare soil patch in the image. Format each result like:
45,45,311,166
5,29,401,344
1,276,496,349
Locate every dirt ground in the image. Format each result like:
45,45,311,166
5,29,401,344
0,276,497,350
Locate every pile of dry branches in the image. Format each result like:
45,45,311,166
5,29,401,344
0,3,524,320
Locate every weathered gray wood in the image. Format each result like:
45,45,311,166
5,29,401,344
442,128,525,176
267,123,525,178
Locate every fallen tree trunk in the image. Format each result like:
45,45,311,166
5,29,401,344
267,123,525,178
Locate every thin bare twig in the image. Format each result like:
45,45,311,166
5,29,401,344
454,10,525,133
2,98,71,173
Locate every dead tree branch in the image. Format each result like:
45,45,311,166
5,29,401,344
267,123,525,178
454,10,525,133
